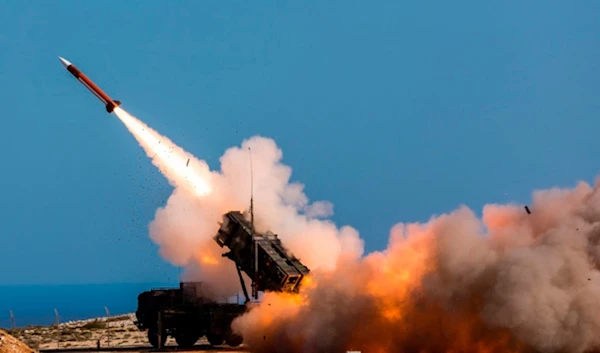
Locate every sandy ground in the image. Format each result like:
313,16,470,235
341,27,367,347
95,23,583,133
0,329,36,353
6,314,249,353
8,314,153,350
73,350,247,353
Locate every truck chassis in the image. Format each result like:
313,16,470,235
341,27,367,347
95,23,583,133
134,283,245,349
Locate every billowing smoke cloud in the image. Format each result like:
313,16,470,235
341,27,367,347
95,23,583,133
113,107,364,297
114,107,600,352
233,181,600,353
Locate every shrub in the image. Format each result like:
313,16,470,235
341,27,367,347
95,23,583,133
82,320,105,330
106,315,130,323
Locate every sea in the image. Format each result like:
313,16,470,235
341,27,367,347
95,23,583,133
0,282,178,329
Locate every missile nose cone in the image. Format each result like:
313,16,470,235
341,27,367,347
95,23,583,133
58,56,72,68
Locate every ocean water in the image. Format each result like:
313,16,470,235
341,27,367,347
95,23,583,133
0,282,177,329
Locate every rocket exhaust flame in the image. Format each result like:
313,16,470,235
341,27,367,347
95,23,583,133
111,107,600,353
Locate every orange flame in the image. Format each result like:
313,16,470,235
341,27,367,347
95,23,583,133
200,254,218,265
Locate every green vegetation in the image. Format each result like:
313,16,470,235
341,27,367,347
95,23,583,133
82,320,106,330
5,328,19,335
106,315,130,323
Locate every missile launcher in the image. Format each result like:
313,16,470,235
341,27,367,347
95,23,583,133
214,211,310,301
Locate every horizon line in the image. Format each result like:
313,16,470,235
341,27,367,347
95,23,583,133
0,280,181,287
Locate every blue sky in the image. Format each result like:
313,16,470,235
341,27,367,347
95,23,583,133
1,1,599,285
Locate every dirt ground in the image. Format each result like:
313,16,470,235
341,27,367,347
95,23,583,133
36,341,250,353
39,346,249,353
0,329,36,353
6,314,249,353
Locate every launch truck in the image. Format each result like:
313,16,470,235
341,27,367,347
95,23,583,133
134,211,310,349
134,281,245,348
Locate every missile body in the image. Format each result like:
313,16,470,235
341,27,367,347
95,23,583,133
59,56,121,113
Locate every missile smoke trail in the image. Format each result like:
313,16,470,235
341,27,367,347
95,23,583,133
112,107,363,295
113,106,600,353
113,107,212,197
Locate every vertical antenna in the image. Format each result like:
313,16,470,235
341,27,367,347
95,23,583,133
104,306,111,347
249,147,258,300
248,147,254,232
54,308,60,348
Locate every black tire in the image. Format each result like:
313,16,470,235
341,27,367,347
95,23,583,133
148,328,167,348
225,333,243,347
175,333,199,349
206,333,224,346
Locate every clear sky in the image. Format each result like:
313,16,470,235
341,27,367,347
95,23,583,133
1,1,599,285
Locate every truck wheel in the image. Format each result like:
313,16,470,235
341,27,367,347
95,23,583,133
175,333,199,348
206,334,224,346
225,333,243,347
148,328,167,348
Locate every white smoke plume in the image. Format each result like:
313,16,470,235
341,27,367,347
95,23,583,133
113,107,364,297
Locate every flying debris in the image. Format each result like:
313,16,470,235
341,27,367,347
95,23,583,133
186,158,190,167
58,56,122,113
524,205,531,214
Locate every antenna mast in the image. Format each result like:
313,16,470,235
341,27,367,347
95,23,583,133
249,147,258,300
249,147,254,232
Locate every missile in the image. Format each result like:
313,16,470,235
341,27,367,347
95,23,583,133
58,56,121,113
